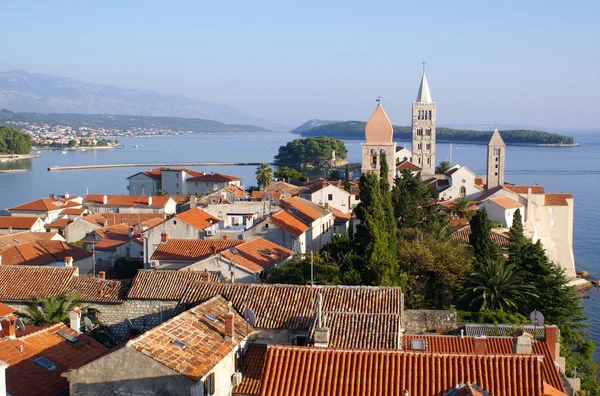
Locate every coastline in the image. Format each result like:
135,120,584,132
33,146,116,151
0,153,40,162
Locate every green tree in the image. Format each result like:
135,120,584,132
114,258,144,279
344,164,351,192
155,189,168,196
461,257,536,311
327,169,343,181
67,139,77,148
20,293,85,325
468,208,496,262
379,151,397,244
255,163,274,189
274,136,347,167
0,125,32,154
435,160,451,174
262,254,341,285
274,166,304,182
506,209,527,258
392,170,433,229
451,197,476,219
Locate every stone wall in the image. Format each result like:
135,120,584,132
403,309,457,334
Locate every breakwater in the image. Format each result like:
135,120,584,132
48,162,274,171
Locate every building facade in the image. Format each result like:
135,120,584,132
361,102,397,186
411,71,436,176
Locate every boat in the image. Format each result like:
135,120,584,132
62,151,67,154
81,148,87,152
36,151,41,154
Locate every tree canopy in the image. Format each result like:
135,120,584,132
0,125,32,154
274,136,347,167
255,163,273,189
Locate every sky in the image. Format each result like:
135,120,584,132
1,1,599,130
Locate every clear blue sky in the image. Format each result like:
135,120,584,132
1,1,599,129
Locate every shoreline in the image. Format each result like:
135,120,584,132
33,146,116,151
48,162,274,171
0,154,40,162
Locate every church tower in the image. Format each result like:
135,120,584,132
411,67,436,175
486,128,506,189
361,100,397,186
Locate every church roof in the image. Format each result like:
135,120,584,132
364,103,393,143
488,129,506,147
416,72,433,103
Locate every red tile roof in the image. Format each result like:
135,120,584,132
0,217,39,230
0,232,59,252
0,301,15,316
488,196,524,209
44,218,72,229
0,240,91,266
83,194,172,207
233,344,267,395
266,181,303,195
81,212,165,227
269,210,309,237
280,196,329,223
127,270,225,300
251,190,283,201
452,225,509,246
396,160,422,171
150,239,243,262
64,277,130,303
329,206,351,223
187,172,242,182
258,346,551,396
9,197,81,212
175,283,403,330
0,323,108,396
174,207,221,230
219,237,293,273
129,295,252,381
504,184,545,195
544,193,572,206
60,208,87,215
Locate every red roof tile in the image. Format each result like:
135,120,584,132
329,206,351,223
83,194,172,207
81,213,165,227
0,217,39,230
60,208,87,215
233,344,267,395
174,207,221,230
127,270,225,300
0,240,91,266
452,225,509,246
489,196,524,209
0,232,59,252
0,323,108,396
0,301,15,316
44,218,72,229
219,237,293,273
544,193,572,206
65,277,130,303
187,172,242,182
150,239,243,262
266,181,303,195
269,210,309,237
396,160,422,171
280,197,329,223
9,197,81,212
251,191,283,201
504,184,545,195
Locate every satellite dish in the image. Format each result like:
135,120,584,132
244,308,256,327
229,247,239,255
530,310,545,326
124,319,133,329
15,319,25,333
83,316,94,332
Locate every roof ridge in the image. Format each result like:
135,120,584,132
18,322,65,339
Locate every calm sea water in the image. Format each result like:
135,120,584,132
1,132,599,358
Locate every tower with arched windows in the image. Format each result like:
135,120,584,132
411,70,436,176
361,102,397,186
486,128,506,189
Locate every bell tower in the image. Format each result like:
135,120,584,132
486,128,506,189
361,100,396,186
411,63,436,176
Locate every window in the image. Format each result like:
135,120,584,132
328,194,333,201
494,148,499,156
204,372,215,395
355,195,360,200
426,129,431,136
460,186,467,197
173,220,177,225
549,219,555,227
206,182,209,186
417,128,423,136
176,183,179,187
426,144,431,150
264,223,269,228
418,143,422,150
195,182,198,186
547,207,553,214
427,157,430,164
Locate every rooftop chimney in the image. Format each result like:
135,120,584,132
103,218,108,227
0,360,8,396
160,232,168,243
98,271,106,280
313,293,330,347
70,307,82,333
102,195,108,205
544,325,560,362
224,303,235,341
473,335,487,356
209,245,217,255
147,196,153,206
513,333,533,355
200,269,210,282
65,192,70,199
7,227,11,235
190,195,197,208
222,235,228,241
64,256,74,267
128,227,134,238
0,315,17,339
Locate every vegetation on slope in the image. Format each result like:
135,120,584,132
274,136,348,167
0,125,32,154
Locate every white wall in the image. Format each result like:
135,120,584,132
439,166,483,201
301,185,351,214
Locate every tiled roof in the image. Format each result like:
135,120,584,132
150,239,243,262
329,206,351,223
9,197,81,212
0,240,91,266
174,207,221,230
258,346,551,396
129,295,252,381
208,184,249,200
83,194,172,207
402,335,564,392
127,269,225,300
309,312,401,349
251,190,283,201
81,212,165,227
280,196,329,223
44,218,72,229
65,277,130,303
544,193,572,206
0,217,39,230
219,237,293,273
60,208,87,215
504,184,545,195
474,177,484,186
0,232,59,251
0,301,15,316
452,225,509,246
396,160,422,171
175,282,403,330
266,181,303,195
1,323,108,396
187,172,242,182
304,181,350,195
269,210,309,237
233,344,267,395
489,196,524,209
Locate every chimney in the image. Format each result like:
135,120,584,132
102,195,108,205
513,333,533,355
222,234,228,241
98,271,106,280
65,192,70,199
64,256,74,267
190,195,197,208
7,227,11,235
224,303,235,341
128,227,133,238
69,307,82,333
0,360,8,396
544,325,560,362
0,255,2,266
230,270,235,284
200,269,210,282
147,196,153,206
473,336,487,355
209,245,217,255
160,232,168,243
0,315,17,339
313,293,330,347
103,218,108,227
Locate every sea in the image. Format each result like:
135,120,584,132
1,132,599,359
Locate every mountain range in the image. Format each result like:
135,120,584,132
0,70,284,130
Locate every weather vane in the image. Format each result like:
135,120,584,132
376,95,382,104
422,60,427,72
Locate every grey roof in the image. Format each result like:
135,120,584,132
415,72,432,103
464,323,545,339
488,128,506,147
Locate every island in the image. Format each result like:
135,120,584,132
274,136,348,168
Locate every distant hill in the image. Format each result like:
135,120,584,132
294,121,576,145
291,119,341,133
0,109,268,133
0,70,285,130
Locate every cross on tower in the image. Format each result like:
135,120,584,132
376,95,382,104
421,61,427,72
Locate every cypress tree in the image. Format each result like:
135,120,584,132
344,164,351,192
507,209,527,260
469,208,496,262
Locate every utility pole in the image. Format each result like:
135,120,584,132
310,250,314,287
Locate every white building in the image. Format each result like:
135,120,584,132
279,197,334,252
300,183,352,214
438,165,484,201
478,196,525,227
83,195,177,215
245,210,308,254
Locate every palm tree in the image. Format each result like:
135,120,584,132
21,293,85,325
155,189,168,196
451,197,476,219
255,163,273,189
327,169,343,181
435,161,451,174
462,258,536,312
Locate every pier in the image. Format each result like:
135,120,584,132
0,169,28,173
47,162,273,171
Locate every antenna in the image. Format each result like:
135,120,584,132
124,318,133,329
530,310,544,339
15,318,25,333
244,308,256,327
376,95,382,104
84,316,94,332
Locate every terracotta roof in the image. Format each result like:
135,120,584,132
452,225,509,246
0,323,108,396
0,240,91,266
474,177,484,186
0,301,15,316
81,212,165,227
266,181,303,195
258,346,552,396
251,190,283,201
60,208,87,215
329,206,351,223
396,160,422,171
83,194,172,207
9,197,81,212
310,312,401,349
175,282,403,330
219,237,293,273
0,217,39,230
304,181,350,196
65,277,130,303
504,184,545,195
233,344,267,395
129,295,252,381
0,231,59,251
44,218,72,229
489,196,524,210
174,207,221,230
187,172,242,182
269,210,309,237
150,239,243,262
127,270,224,300
544,193,572,206
208,184,249,200
280,196,329,223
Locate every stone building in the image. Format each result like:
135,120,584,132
487,128,506,189
361,101,397,186
411,70,436,176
